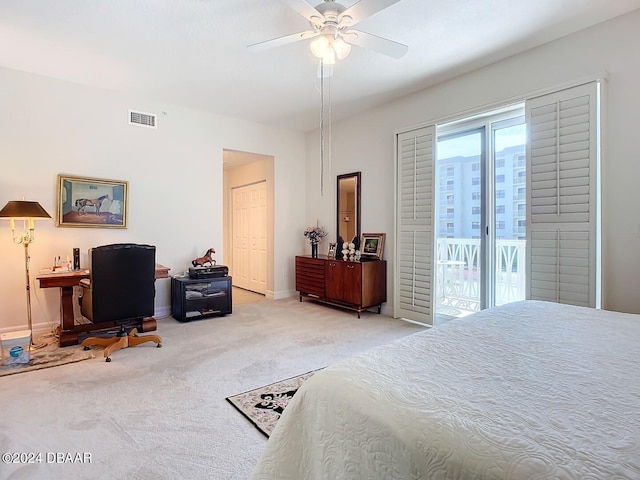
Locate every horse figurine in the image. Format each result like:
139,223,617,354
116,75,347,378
192,248,216,267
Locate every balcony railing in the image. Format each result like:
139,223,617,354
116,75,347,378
436,237,526,317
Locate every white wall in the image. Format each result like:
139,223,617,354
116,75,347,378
0,67,306,333
306,9,640,314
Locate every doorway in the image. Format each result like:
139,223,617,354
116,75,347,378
231,181,267,294
435,106,526,320
223,149,274,298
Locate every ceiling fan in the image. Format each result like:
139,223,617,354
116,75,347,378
248,0,408,64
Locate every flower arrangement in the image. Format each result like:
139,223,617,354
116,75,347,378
304,225,328,244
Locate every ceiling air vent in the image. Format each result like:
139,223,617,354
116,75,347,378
128,109,157,129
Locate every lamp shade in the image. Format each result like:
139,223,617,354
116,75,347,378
0,201,51,219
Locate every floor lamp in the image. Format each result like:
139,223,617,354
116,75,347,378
0,200,51,346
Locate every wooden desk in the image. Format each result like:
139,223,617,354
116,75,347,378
37,264,170,347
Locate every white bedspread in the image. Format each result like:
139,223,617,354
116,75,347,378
250,301,640,479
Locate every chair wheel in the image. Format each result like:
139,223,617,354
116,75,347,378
83,346,90,351
157,343,162,348
105,357,111,362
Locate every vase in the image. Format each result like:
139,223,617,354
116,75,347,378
311,242,318,258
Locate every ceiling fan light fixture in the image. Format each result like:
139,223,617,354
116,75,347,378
310,35,330,58
332,36,351,60
310,34,350,62
323,48,336,65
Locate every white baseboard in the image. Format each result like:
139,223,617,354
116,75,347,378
272,289,298,300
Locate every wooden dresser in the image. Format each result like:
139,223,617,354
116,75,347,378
295,255,386,317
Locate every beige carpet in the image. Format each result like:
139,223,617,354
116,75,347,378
0,296,425,479
232,286,265,305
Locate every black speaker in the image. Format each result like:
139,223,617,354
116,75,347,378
73,248,80,270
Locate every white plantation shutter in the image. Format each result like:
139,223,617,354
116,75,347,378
395,126,435,324
526,82,599,307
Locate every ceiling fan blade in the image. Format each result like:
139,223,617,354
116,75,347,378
248,30,318,53
281,0,324,26
344,30,408,59
338,0,402,26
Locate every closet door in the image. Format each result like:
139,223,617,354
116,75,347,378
395,126,435,324
526,82,599,307
232,181,267,294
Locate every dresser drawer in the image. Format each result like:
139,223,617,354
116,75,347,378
296,256,325,297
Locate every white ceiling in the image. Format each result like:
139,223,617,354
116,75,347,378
2,0,639,132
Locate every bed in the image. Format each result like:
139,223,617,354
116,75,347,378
250,301,640,479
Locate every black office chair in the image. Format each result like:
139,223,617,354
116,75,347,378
80,243,162,362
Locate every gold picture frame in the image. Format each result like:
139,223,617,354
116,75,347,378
361,233,385,260
56,174,128,228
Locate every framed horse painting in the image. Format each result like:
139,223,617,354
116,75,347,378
56,174,129,228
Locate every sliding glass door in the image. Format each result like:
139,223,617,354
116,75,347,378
492,119,526,306
435,128,484,318
435,108,525,321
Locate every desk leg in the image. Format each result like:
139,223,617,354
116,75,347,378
59,286,79,347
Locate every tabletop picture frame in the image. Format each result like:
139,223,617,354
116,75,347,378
56,174,128,228
361,233,385,260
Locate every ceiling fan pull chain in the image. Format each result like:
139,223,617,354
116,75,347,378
326,68,332,188
320,60,332,197
320,60,325,196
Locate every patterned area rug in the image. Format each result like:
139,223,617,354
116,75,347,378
227,369,323,437
0,346,94,377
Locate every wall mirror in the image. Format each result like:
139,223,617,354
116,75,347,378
336,172,361,246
